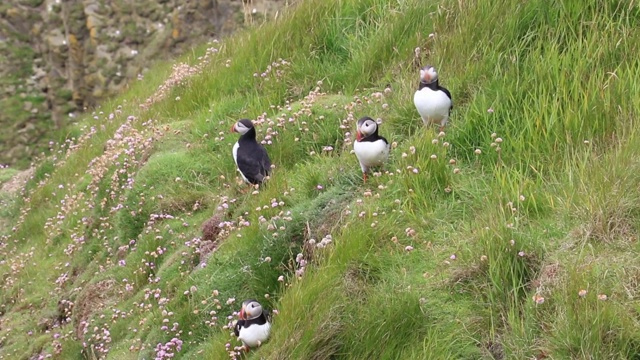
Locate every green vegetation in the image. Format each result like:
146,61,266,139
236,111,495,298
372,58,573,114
1,0,640,359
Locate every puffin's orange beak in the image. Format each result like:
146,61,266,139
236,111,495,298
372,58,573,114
239,307,245,320
230,124,236,133
423,72,431,82
356,130,362,141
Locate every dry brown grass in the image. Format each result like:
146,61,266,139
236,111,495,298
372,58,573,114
198,212,225,266
530,262,562,295
576,207,638,245
617,264,640,301
0,167,33,194
73,279,117,338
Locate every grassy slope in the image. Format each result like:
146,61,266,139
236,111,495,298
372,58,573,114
1,0,640,359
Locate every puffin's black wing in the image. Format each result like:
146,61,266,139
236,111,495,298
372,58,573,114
259,147,272,175
234,319,245,337
439,86,453,111
262,308,271,323
236,144,271,184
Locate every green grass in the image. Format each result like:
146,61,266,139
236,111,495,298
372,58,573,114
0,168,19,185
1,0,640,359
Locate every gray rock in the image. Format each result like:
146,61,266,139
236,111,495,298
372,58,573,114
0,0,287,167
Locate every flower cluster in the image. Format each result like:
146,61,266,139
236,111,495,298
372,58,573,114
309,234,333,249
154,337,183,359
142,42,221,110
253,58,290,81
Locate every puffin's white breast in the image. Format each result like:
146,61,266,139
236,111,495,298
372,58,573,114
238,322,271,348
232,141,250,183
354,139,390,168
232,141,240,165
413,88,451,122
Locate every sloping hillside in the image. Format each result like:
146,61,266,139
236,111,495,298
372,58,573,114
1,0,640,359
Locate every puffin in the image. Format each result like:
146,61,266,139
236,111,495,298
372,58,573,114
413,65,453,131
353,116,390,182
233,299,271,351
230,119,272,185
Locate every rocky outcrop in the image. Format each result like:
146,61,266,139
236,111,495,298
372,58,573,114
0,0,284,168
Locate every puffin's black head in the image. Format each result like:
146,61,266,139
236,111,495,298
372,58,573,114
239,299,263,320
356,116,379,141
230,118,255,135
419,65,438,84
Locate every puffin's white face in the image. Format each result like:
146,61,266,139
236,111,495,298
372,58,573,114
240,300,263,320
357,118,378,140
419,66,438,83
231,120,252,135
